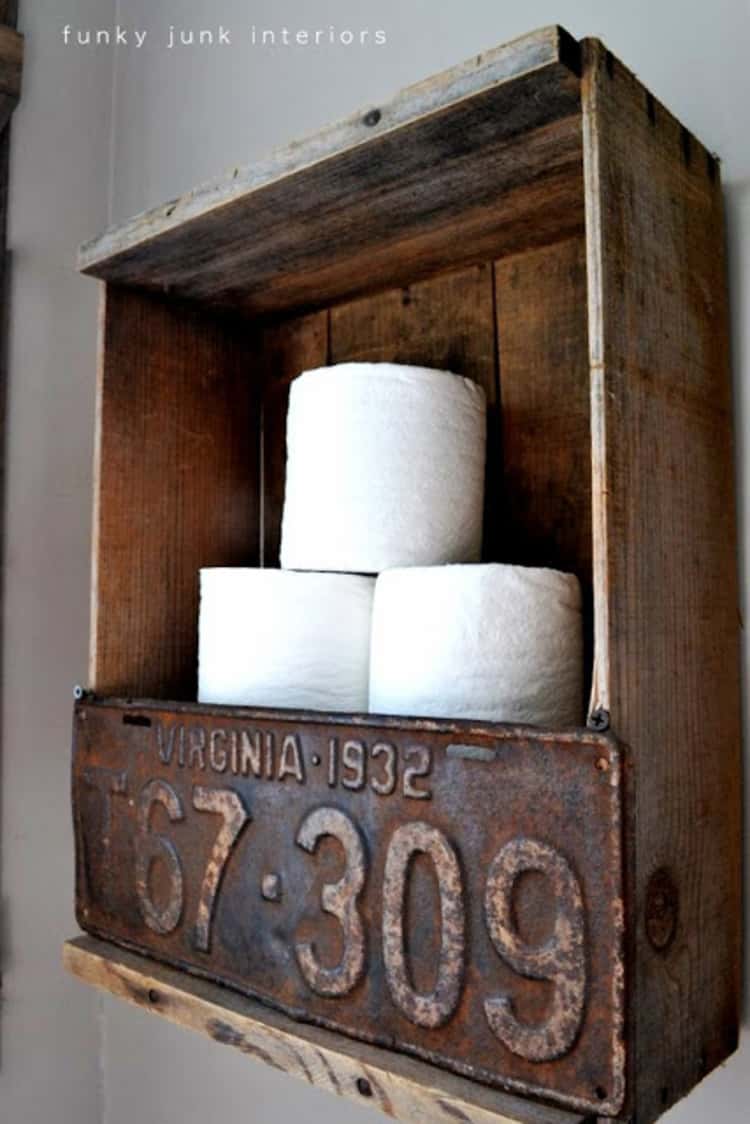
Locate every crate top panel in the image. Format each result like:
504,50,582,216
79,25,585,317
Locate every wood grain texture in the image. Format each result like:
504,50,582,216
64,937,589,1124
494,238,592,707
78,27,583,314
0,23,22,133
330,264,500,558
91,286,261,698
582,38,741,1122
259,311,328,564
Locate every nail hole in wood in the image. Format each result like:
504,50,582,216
123,714,152,727
148,989,159,1004
595,1086,607,1101
363,109,381,127
356,1078,373,1097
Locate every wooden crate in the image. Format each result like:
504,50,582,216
63,26,741,1124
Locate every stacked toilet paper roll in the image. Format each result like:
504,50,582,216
197,360,584,728
280,363,487,573
198,569,374,712
369,564,583,727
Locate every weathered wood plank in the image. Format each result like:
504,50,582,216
582,38,741,1123
259,311,328,565
330,264,499,558
494,238,592,703
64,937,589,1124
90,287,261,698
0,23,22,133
78,27,582,314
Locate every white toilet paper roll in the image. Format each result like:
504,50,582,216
198,569,374,711
370,564,583,727
280,363,487,573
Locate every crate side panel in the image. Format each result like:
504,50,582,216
494,238,592,715
582,39,741,1122
91,286,261,698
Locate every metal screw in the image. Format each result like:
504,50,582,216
73,684,86,701
588,708,610,732
363,108,381,127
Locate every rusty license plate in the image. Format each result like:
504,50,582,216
73,698,625,1115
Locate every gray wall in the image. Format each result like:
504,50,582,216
1,1,748,1122
0,2,112,1122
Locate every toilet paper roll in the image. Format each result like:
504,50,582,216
370,564,583,727
198,569,374,711
280,363,487,573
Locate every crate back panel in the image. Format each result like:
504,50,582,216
92,238,592,704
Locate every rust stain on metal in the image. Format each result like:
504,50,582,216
72,697,626,1116
483,838,586,1063
382,821,466,1029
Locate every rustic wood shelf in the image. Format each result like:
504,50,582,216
66,23,741,1124
64,936,590,1124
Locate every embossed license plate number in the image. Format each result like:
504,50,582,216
73,700,625,1115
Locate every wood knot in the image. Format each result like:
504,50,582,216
645,868,679,953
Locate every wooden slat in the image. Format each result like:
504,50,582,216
0,23,22,133
259,312,328,565
494,238,592,704
330,264,499,557
64,937,589,1124
78,27,583,315
582,39,741,1123
90,287,261,698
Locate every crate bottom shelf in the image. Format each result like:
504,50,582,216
63,936,592,1124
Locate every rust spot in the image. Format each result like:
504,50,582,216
383,822,465,1029
73,700,625,1114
